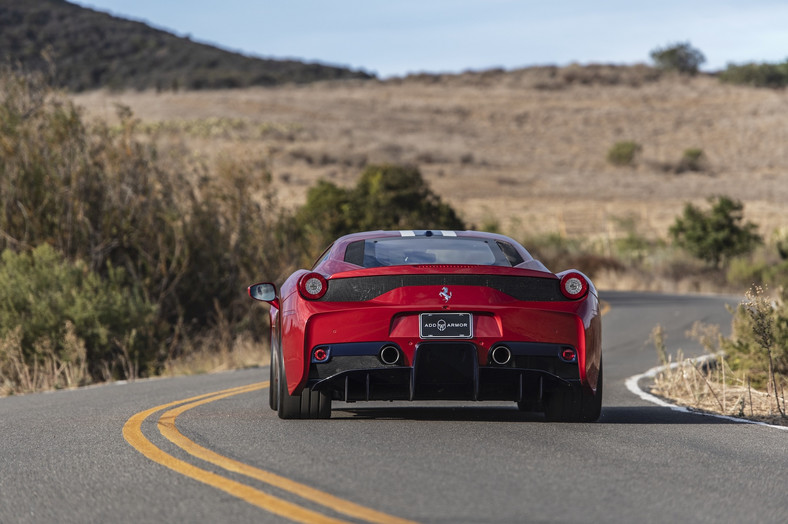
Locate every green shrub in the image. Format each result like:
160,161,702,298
607,141,641,166
650,42,706,75
727,255,788,290
669,196,761,267
677,148,706,172
726,258,770,287
0,245,156,383
774,228,788,261
295,164,465,252
519,233,622,276
719,61,788,88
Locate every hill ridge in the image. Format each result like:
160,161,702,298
0,0,373,91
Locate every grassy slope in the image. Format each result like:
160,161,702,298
71,66,788,247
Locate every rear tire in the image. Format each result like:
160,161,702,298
580,359,603,422
268,344,279,410
276,349,331,419
544,359,603,423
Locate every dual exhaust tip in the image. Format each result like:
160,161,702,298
379,345,401,365
382,344,513,367
489,344,512,366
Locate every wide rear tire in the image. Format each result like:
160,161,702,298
276,349,331,419
268,345,279,411
580,358,603,422
544,360,603,423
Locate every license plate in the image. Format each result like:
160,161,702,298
419,312,473,339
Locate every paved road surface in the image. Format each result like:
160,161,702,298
1,291,786,523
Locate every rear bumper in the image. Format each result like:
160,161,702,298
307,341,581,403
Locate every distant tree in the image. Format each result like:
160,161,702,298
650,42,706,75
295,164,465,252
669,196,761,267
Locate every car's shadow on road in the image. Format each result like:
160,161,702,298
331,405,744,425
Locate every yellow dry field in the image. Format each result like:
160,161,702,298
71,67,788,241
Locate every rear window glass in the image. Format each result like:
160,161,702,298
344,237,516,268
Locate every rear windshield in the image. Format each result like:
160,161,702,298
344,237,524,268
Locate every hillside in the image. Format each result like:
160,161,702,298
0,0,372,91
72,65,788,245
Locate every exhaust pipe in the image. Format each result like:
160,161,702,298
489,345,512,366
379,345,401,365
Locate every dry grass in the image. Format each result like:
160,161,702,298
649,324,788,427
163,332,269,377
0,323,89,396
650,352,787,426
71,67,788,243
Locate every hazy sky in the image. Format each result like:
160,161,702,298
70,1,788,77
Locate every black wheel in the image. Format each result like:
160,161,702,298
268,344,278,411
276,348,331,419
580,358,603,422
544,359,603,422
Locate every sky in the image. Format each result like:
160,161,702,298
70,0,788,78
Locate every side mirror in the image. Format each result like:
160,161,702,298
248,283,279,307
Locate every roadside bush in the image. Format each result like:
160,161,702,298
606,141,641,166
0,245,156,389
520,233,622,276
676,148,706,173
650,42,705,75
295,164,466,253
0,66,297,386
726,258,771,288
718,61,788,89
775,228,788,261
669,196,761,267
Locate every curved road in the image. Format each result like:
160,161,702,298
1,292,786,523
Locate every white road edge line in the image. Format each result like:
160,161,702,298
625,355,788,431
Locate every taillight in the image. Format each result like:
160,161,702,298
298,272,328,300
560,272,588,299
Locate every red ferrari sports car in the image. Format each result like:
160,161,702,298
249,230,602,421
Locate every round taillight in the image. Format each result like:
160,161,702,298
298,272,328,300
560,272,588,299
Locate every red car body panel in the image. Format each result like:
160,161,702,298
258,231,601,405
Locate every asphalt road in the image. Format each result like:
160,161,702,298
1,291,786,524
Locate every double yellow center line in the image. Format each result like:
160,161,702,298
123,381,415,524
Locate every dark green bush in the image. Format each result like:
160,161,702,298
0,244,156,381
607,141,641,166
295,164,466,252
650,42,706,75
719,61,788,88
669,196,761,267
